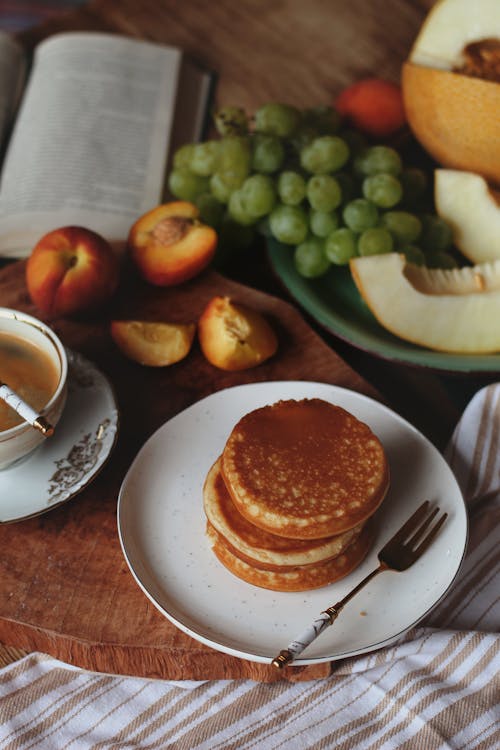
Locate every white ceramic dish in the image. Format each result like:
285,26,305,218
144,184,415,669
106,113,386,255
0,349,118,523
117,381,468,666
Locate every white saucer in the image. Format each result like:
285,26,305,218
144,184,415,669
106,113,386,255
0,349,119,523
118,381,467,666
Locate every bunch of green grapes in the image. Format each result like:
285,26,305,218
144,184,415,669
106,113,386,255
168,102,456,276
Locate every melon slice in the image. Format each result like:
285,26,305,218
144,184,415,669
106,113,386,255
408,0,500,70
435,169,500,264
350,253,500,353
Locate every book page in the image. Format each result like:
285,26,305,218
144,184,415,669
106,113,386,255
0,32,209,258
0,31,26,150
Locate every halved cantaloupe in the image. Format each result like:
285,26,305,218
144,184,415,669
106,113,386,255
350,253,500,353
435,169,500,264
402,0,500,186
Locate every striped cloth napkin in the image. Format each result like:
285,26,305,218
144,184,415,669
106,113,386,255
1,384,499,750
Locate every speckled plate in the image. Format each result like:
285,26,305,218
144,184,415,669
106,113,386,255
0,350,119,523
117,381,467,666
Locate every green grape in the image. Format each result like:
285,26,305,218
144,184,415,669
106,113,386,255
269,204,308,244
277,171,307,205
419,214,453,252
426,251,458,269
324,228,357,265
168,169,209,201
228,189,258,226
294,237,330,278
240,174,277,218
195,192,225,227
254,102,301,137
190,140,221,176
251,134,285,173
300,136,350,174
354,145,402,177
357,227,394,256
306,174,342,212
334,172,356,204
218,135,251,189
400,168,428,205
209,172,232,204
381,211,422,245
338,129,367,156
289,125,318,154
362,173,402,208
401,245,426,265
173,143,195,170
342,198,379,232
214,106,249,136
309,209,339,238
302,105,341,134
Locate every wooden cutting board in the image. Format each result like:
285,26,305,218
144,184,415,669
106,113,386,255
0,260,382,682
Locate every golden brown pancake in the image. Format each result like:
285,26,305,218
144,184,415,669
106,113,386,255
221,398,389,539
203,457,363,571
207,522,373,592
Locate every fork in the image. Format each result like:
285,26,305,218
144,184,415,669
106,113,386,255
272,500,448,668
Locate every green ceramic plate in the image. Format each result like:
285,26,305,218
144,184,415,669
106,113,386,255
267,238,500,374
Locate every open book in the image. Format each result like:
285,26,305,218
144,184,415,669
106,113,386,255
0,31,213,259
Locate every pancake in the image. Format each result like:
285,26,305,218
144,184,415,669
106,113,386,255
207,522,373,592
203,457,363,571
221,398,389,539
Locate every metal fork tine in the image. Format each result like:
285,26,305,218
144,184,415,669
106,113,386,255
413,512,448,558
406,506,439,549
387,500,430,546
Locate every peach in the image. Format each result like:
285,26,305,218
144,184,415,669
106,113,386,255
336,78,406,138
128,201,217,286
198,296,278,371
26,226,119,317
110,320,196,366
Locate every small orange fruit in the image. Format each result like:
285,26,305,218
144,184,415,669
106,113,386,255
335,78,406,138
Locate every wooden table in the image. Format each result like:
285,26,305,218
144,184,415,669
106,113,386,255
1,0,494,679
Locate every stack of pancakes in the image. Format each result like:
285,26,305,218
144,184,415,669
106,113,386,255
203,398,390,592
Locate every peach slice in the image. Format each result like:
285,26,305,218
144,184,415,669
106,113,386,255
198,296,278,371
435,169,500,264
350,253,500,353
110,320,196,366
402,0,500,185
128,201,217,286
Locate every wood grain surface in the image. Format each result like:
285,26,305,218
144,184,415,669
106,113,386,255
1,0,461,681
0,259,382,682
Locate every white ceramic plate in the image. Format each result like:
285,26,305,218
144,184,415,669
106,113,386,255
0,350,119,523
117,381,467,665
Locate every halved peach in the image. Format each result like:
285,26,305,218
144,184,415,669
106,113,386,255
128,201,217,286
110,319,196,366
198,296,278,371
